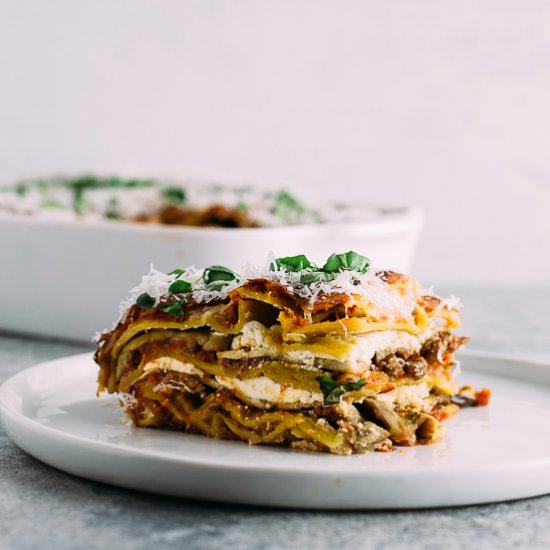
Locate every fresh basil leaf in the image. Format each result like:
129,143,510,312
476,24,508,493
169,280,192,293
168,268,185,277
65,175,153,214
136,293,155,309
317,376,366,405
161,186,186,205
270,189,306,221
273,254,311,272
105,196,121,219
203,265,238,285
323,251,370,273
275,189,305,211
39,198,63,209
162,301,185,317
206,281,230,292
67,175,153,192
14,183,28,197
236,201,248,213
344,379,367,392
300,271,337,285
317,376,335,394
106,177,154,189
325,388,347,405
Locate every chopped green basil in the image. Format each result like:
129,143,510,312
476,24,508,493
203,265,238,285
162,301,185,317
169,279,192,294
322,251,370,273
205,281,229,292
66,175,154,214
300,271,337,285
273,254,312,272
105,196,121,219
270,189,306,222
161,186,186,205
317,376,336,394
106,177,153,189
236,201,248,213
39,198,63,209
35,180,48,193
136,293,155,309
317,376,367,405
344,379,367,392
67,175,154,191
14,183,28,197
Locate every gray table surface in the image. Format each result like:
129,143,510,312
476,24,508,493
1,287,550,550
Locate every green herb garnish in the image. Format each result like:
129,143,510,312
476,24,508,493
272,254,312,272
105,177,154,189
161,186,186,205
105,196,121,219
317,376,366,405
39,198,63,209
67,175,154,192
168,280,192,294
162,301,185,317
236,201,248,213
322,251,370,273
316,376,367,405
36,180,48,193
66,175,154,214
277,251,371,286
136,293,155,309
168,268,186,277
271,189,306,222
14,183,28,197
300,271,337,285
203,265,238,285
317,376,336,395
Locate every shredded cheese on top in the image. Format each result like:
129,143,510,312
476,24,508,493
110,254,458,331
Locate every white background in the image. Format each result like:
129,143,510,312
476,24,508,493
0,1,549,286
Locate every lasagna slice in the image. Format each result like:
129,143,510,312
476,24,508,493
94,252,490,455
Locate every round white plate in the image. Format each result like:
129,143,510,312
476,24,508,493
1,352,550,509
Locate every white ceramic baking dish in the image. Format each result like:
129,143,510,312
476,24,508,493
0,208,423,342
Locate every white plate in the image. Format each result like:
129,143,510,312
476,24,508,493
1,352,549,509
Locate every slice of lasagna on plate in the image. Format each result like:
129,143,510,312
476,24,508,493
94,252,490,455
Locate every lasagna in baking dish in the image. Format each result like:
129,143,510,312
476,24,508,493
0,175,377,228
94,252,490,455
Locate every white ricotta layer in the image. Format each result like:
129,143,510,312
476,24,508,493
140,354,433,408
231,321,425,373
216,375,323,405
347,331,421,364
375,381,430,410
141,355,323,404
143,356,203,376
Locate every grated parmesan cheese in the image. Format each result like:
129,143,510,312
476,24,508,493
439,294,463,311
108,254,459,335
